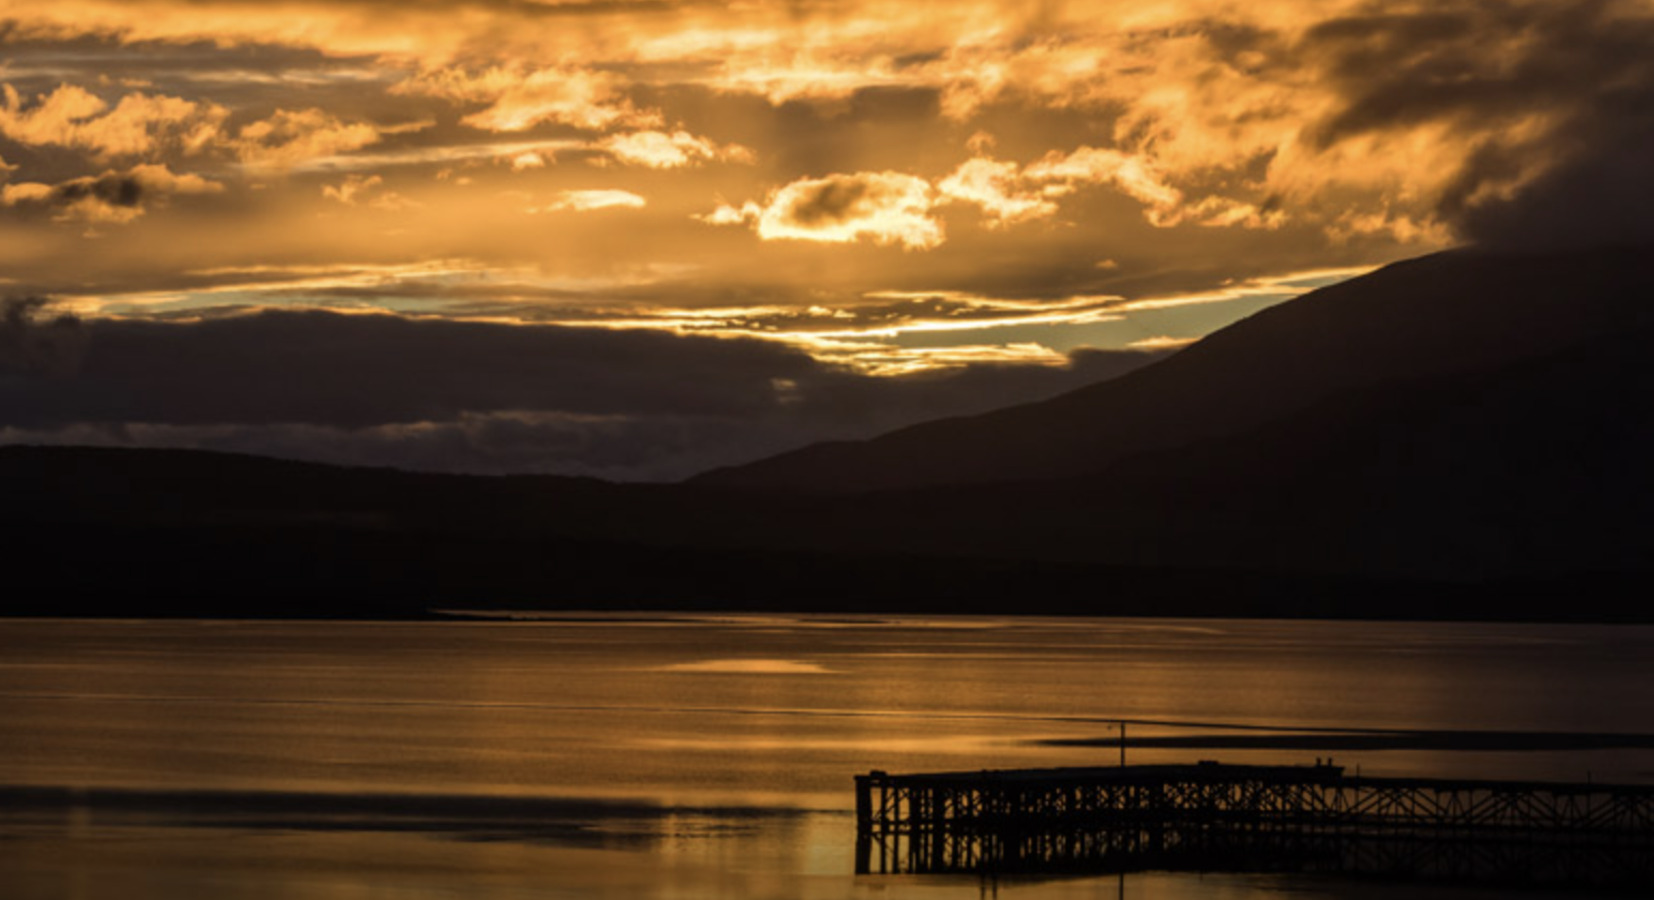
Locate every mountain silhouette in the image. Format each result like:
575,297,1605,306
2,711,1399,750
693,244,1654,493
5,244,1653,619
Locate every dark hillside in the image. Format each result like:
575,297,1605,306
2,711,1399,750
694,245,1654,492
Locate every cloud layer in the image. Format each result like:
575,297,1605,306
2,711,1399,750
2,0,1651,475
0,305,1168,479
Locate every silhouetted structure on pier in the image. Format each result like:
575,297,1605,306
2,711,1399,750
854,763,1654,890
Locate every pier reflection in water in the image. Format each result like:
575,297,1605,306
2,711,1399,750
855,763,1654,890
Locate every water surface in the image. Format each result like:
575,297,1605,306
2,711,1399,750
2,615,1649,898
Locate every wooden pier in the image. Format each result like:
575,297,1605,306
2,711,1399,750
855,762,1654,889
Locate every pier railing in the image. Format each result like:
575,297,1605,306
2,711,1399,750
854,763,1654,888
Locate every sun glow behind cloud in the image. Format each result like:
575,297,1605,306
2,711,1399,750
3,0,1649,477
56,260,1374,377
5,1,1586,334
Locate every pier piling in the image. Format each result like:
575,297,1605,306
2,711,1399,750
854,762,1654,888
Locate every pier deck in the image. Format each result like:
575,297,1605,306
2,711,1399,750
855,762,1654,888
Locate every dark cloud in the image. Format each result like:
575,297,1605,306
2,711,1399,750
779,174,879,227
1455,85,1654,249
0,310,818,427
1,164,219,225
1303,0,1654,248
0,172,146,221
0,308,1167,479
48,171,144,208
1305,5,1579,143
0,296,85,375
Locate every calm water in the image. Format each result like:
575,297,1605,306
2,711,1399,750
2,615,1651,899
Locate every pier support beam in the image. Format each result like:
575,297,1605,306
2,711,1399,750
854,763,1654,889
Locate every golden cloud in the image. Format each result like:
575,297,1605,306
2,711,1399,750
1126,335,1199,350
2,0,1645,386
291,138,583,173
1,162,221,226
706,171,943,250
538,189,648,213
596,130,755,169
398,66,660,133
936,144,1279,230
936,156,1057,227
320,173,417,211
234,108,386,172
1,1,1632,246
510,151,547,171
0,83,227,160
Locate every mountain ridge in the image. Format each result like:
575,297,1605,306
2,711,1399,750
692,244,1654,492
5,243,1654,619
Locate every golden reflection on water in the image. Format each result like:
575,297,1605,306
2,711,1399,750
1,616,1651,899
654,658,839,674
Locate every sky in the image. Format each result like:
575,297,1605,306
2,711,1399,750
3,0,1652,480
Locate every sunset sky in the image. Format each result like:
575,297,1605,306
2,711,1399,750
3,0,1651,478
